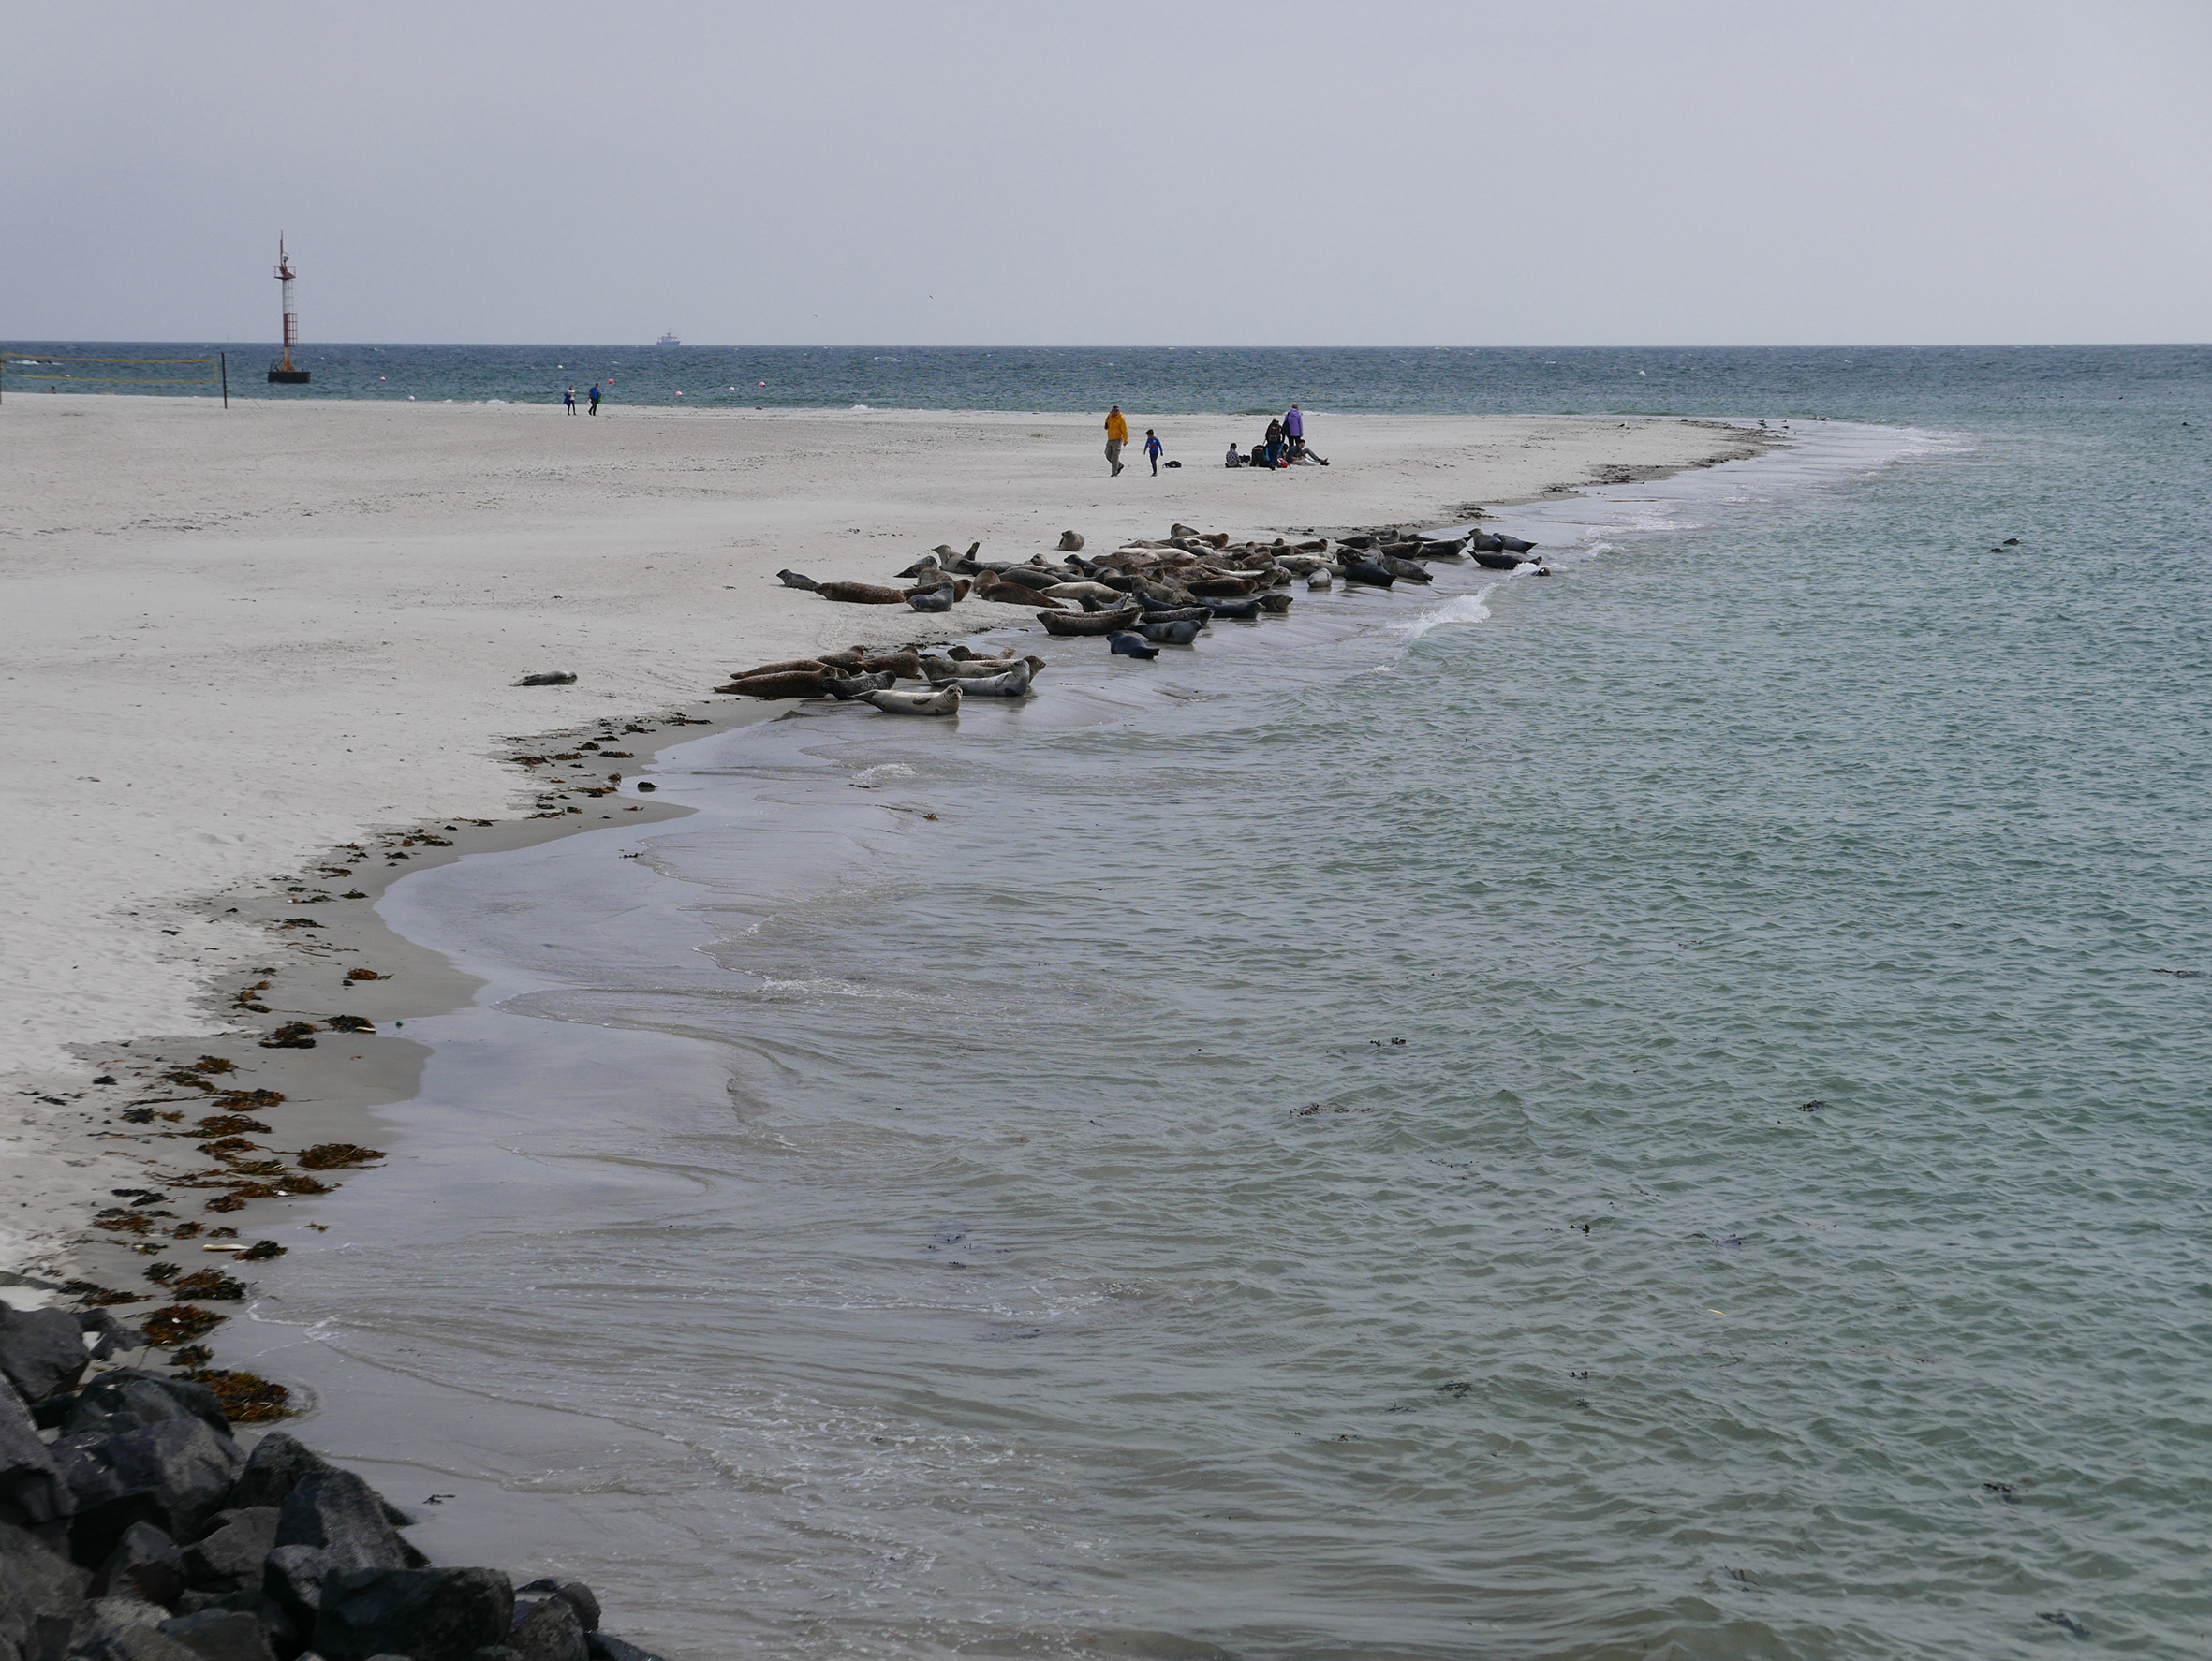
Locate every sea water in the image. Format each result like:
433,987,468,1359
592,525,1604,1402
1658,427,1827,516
228,350,2210,1659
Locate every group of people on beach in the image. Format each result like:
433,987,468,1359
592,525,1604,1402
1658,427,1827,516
1102,404,1323,476
1229,405,1323,468
562,384,602,414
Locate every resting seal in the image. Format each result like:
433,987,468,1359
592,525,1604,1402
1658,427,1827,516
857,649,923,679
719,670,833,698
822,669,898,699
975,574,1063,609
923,654,1046,683
1041,605,1143,636
907,583,957,613
1058,530,1085,551
951,664,1034,697
864,684,961,716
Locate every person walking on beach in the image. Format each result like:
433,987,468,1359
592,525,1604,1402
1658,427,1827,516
563,386,576,414
1104,405,1128,476
1143,428,1163,476
1264,417,1285,468
588,383,601,415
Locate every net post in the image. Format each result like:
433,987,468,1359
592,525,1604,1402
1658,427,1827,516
220,353,228,408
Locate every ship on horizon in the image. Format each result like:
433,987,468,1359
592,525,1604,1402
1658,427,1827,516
656,331,681,345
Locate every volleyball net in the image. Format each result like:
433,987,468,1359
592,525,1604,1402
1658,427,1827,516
1,350,228,404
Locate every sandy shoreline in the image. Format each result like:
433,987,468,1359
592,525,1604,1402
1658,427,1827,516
2,397,1777,1298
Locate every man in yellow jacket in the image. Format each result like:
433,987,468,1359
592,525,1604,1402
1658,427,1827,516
1104,405,1128,477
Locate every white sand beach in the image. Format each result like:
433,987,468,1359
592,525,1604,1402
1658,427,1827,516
0,396,1769,1271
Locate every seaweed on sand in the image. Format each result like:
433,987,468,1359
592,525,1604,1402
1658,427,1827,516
177,1367,293,1423
142,1304,227,1346
295,1143,385,1170
167,1270,250,1301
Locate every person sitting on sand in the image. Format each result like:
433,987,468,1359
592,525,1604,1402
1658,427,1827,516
1225,441,1246,467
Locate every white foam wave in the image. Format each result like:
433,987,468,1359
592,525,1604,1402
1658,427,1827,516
1400,590,1495,640
849,763,916,789
754,975,904,1001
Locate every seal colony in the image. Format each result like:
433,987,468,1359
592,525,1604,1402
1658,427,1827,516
722,521,1547,711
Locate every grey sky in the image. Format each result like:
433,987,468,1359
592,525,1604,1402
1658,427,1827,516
7,0,2207,345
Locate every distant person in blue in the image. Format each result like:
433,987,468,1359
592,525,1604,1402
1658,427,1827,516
1283,404,1304,447
588,383,601,415
1143,429,1163,476
563,387,576,414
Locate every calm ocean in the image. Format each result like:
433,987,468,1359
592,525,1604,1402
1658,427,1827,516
207,347,2209,1659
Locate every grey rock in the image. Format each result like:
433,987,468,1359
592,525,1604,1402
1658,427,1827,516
514,1580,597,1633
75,1311,149,1363
507,1596,586,1661
0,1517,93,1661
179,1589,300,1659
228,1436,413,1530
261,1544,332,1622
80,1627,204,1661
584,1636,669,1661
221,1434,331,1513
155,1609,278,1661
314,1566,513,1661
62,1373,230,1442
273,1472,424,1575
181,1507,280,1594
0,1381,73,1538
70,1595,184,1660
0,1306,90,1404
54,1418,244,1567
93,1521,186,1609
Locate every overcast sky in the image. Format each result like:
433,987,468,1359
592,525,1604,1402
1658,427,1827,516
7,1,2208,345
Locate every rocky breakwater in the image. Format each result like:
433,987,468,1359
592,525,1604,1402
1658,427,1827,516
0,1320,665,1661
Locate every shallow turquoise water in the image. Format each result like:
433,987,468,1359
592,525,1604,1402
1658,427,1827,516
239,360,2211,1658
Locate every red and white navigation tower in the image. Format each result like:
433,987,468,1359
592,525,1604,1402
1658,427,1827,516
268,235,310,385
